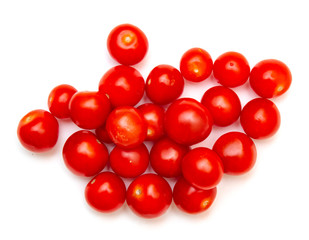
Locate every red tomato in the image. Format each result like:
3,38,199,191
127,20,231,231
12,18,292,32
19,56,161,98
182,147,223,190
250,59,292,98
85,172,126,213
95,124,113,144
48,84,77,119
106,106,147,149
69,91,111,130
137,103,165,141
164,98,213,145
240,98,280,139
17,109,59,152
110,144,149,178
150,137,190,178
213,51,250,87
99,65,145,107
62,130,109,177
173,178,217,214
107,23,148,65
201,86,241,126
126,173,172,218
213,132,257,175
180,47,213,82
145,64,184,105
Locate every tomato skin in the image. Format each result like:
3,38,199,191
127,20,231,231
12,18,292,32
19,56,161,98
99,65,145,107
213,132,257,175
250,59,292,98
213,51,250,87
145,64,184,105
106,106,147,149
62,130,109,177
126,173,172,218
201,86,241,126
173,178,217,214
137,103,165,141
240,98,280,139
48,84,77,119
164,98,213,145
17,109,59,152
95,124,113,144
69,91,111,130
107,23,148,65
182,147,223,190
85,172,126,213
150,137,190,178
180,48,213,82
110,144,149,178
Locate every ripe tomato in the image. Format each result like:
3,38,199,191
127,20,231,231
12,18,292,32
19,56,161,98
150,137,190,178
110,144,149,178
173,178,217,214
164,98,213,145
85,172,126,213
213,51,250,87
62,130,109,177
106,106,147,148
213,132,257,175
17,109,59,152
240,98,280,139
180,47,213,82
95,124,113,144
48,84,77,119
182,147,223,190
99,65,145,107
69,91,111,130
145,64,184,105
126,173,172,218
201,86,241,126
137,103,165,141
107,23,148,65
250,59,292,98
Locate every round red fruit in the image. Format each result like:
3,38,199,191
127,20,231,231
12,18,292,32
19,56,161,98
95,124,113,144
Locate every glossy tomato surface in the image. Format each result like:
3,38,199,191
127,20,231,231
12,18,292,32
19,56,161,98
62,130,109,177
126,173,172,218
250,59,292,98
240,98,281,139
180,47,213,82
107,23,148,65
17,109,59,152
95,124,113,144
85,172,126,213
99,65,145,107
213,132,257,175
164,98,213,145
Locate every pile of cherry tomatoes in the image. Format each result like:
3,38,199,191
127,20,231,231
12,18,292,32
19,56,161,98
17,24,292,218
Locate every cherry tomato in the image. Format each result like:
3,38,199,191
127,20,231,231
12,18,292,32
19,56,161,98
110,144,149,178
62,130,109,177
145,64,184,105
137,103,165,141
164,98,213,145
150,137,190,178
99,65,145,107
173,178,217,214
85,172,126,213
213,51,250,87
17,109,59,152
180,47,213,82
95,124,113,144
106,106,147,149
69,91,111,130
47,84,77,119
240,98,280,139
182,147,223,190
126,173,172,218
201,86,241,126
213,132,257,175
250,59,292,98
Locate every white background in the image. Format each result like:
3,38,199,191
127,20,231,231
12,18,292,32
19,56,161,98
1,0,309,239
